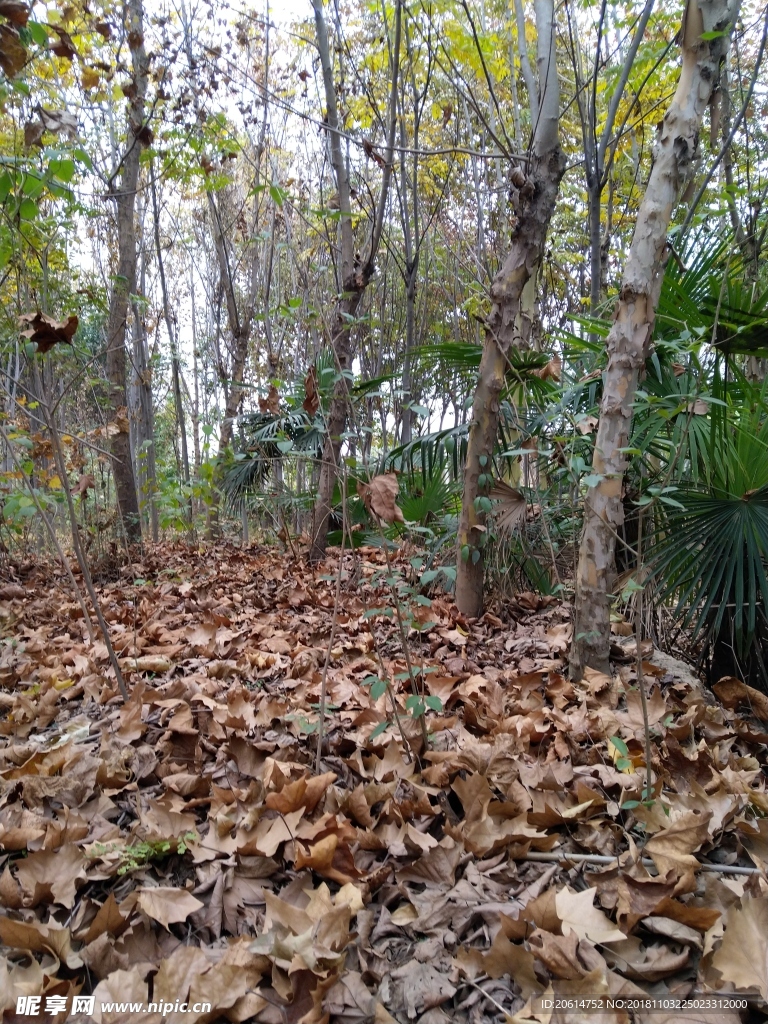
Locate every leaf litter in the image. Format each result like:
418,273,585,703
0,542,767,1024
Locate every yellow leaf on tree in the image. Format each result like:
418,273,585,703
81,67,100,90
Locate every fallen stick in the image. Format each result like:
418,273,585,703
519,850,760,876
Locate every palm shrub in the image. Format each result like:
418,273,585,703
647,397,768,687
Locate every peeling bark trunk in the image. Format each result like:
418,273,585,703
571,0,741,677
455,0,564,617
104,0,148,547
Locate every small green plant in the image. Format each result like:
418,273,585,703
90,831,197,875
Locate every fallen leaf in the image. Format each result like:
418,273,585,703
135,887,204,929
713,676,768,721
710,895,768,998
644,811,711,893
555,886,626,944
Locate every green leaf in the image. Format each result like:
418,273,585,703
19,197,38,220
424,695,443,712
22,175,44,198
27,21,48,45
0,172,13,202
582,473,604,488
269,183,287,207
609,735,629,757
405,695,425,718
48,158,75,183
74,148,93,170
368,721,389,741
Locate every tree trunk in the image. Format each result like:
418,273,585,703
151,161,190,487
311,291,364,559
571,0,741,677
455,0,564,617
131,238,158,542
309,0,401,560
104,0,148,547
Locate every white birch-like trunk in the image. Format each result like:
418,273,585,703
571,0,742,676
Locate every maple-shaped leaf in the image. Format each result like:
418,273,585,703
710,895,768,998
358,473,404,525
644,809,712,894
19,311,78,353
554,885,626,943
303,365,319,416
258,383,280,415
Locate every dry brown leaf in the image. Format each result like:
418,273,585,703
0,918,82,968
135,887,204,929
709,895,768,998
92,967,155,1024
555,887,626,944
19,311,78,353
258,383,280,415
14,845,86,908
490,480,527,534
535,355,561,381
0,1,30,26
358,473,404,524
0,23,26,77
713,676,768,721
303,365,319,416
644,810,712,893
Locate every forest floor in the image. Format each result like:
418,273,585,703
0,542,767,1024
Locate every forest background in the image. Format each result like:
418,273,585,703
3,0,768,1019
1,0,768,683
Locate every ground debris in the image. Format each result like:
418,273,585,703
0,543,766,1023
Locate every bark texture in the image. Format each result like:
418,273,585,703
455,0,564,616
310,0,401,560
571,0,742,677
104,0,148,546
151,163,190,487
